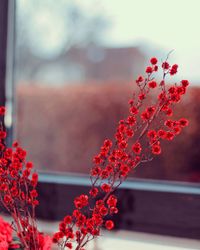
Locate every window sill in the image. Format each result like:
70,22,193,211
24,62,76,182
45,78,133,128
2,215,199,249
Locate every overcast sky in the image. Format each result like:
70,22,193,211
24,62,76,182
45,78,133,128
18,0,200,84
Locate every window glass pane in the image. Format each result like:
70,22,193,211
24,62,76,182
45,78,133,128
15,0,200,183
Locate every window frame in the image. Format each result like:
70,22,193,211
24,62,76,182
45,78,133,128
0,0,8,107
37,174,200,240
1,0,200,241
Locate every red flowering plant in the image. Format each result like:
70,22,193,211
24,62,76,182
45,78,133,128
52,56,189,249
0,56,189,250
0,108,51,249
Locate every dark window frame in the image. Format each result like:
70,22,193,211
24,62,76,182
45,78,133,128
37,174,200,240
0,0,8,107
1,0,200,241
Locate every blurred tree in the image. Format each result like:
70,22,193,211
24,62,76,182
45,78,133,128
15,0,110,82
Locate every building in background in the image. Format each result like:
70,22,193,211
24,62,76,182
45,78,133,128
16,45,146,85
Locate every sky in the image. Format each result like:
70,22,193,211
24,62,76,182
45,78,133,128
18,0,200,83
76,0,200,83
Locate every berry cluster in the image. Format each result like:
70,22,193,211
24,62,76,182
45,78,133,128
0,109,51,249
53,57,189,250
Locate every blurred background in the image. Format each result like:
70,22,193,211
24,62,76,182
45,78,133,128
13,0,200,183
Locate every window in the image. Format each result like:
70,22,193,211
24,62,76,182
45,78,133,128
1,0,200,240
14,0,200,183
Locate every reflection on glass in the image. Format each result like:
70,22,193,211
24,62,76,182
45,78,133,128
15,0,200,183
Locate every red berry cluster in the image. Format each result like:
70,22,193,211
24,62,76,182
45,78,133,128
53,57,189,250
0,110,52,249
